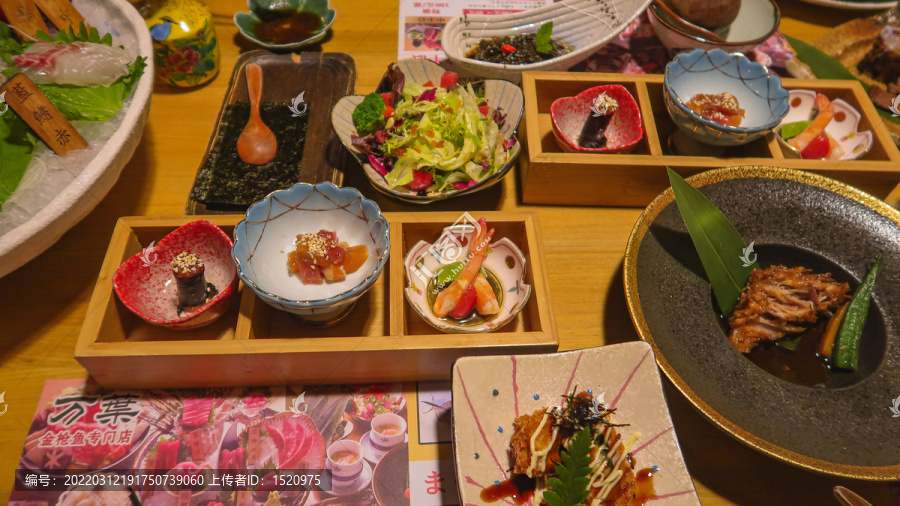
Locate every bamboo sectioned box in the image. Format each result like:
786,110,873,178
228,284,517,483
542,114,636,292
75,213,557,389
519,72,900,207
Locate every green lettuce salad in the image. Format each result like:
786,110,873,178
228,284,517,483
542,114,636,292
350,66,516,196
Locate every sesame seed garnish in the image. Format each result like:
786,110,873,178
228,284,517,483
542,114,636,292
296,233,331,258
171,251,203,274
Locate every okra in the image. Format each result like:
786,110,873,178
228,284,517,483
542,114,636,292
833,254,882,370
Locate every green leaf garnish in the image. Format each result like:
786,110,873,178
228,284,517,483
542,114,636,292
777,334,803,351
667,168,758,317
543,427,592,506
534,21,553,54
780,120,811,140
784,34,900,126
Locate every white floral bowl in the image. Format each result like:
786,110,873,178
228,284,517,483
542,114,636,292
232,182,390,326
404,221,531,333
775,89,873,160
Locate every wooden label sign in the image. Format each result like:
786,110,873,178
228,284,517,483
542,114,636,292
1,73,87,156
32,0,86,31
0,0,49,38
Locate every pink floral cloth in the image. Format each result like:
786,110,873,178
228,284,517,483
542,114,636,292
571,12,793,76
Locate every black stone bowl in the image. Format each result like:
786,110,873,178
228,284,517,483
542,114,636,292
624,166,900,480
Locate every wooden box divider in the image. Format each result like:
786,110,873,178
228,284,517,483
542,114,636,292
76,213,557,389
519,72,900,207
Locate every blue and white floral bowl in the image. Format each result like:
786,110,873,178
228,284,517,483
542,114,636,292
664,49,789,146
232,182,390,326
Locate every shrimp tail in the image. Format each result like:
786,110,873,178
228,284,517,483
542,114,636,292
474,274,500,315
433,218,495,317
788,93,834,152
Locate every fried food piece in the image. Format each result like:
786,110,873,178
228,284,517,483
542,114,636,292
510,408,564,477
729,265,850,353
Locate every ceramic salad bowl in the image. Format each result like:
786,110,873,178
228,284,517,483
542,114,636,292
776,89,873,160
232,182,390,326
404,220,531,333
550,84,643,154
664,49,789,146
331,58,524,204
113,220,238,330
234,0,336,50
441,0,652,82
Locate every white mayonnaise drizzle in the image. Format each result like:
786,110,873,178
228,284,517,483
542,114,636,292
527,409,559,478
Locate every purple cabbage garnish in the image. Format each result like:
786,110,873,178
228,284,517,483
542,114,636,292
492,107,507,128
388,63,405,106
502,138,516,152
452,180,479,189
416,88,437,102
366,154,390,176
351,133,377,154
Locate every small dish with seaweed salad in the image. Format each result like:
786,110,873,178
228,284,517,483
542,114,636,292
441,0,652,81
465,22,571,64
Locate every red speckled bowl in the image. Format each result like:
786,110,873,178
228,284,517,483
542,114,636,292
113,220,238,330
550,84,643,154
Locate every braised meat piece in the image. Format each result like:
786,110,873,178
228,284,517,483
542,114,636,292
728,265,850,353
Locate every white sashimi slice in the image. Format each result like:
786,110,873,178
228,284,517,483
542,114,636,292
12,42,132,87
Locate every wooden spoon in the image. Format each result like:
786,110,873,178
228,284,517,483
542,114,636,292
237,63,277,165
652,0,727,43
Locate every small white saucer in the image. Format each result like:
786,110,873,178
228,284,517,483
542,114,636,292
359,431,408,464
327,460,372,496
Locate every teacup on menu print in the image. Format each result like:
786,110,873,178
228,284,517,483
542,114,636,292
370,413,406,447
326,440,363,478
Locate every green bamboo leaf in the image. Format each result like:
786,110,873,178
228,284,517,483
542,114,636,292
785,34,900,126
667,168,758,316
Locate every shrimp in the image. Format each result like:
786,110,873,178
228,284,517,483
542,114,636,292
433,218,495,317
474,273,500,315
788,93,834,153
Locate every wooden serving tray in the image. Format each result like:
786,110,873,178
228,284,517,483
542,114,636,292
519,72,900,207
75,213,557,389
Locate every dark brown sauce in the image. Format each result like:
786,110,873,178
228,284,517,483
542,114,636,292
718,313,832,387
253,10,323,45
631,467,657,506
480,467,656,505
480,474,535,504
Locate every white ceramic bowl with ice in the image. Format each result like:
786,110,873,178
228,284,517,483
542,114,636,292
0,0,153,278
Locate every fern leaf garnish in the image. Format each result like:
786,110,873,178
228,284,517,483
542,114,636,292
543,427,593,506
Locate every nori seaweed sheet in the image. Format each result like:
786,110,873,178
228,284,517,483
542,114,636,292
189,101,309,207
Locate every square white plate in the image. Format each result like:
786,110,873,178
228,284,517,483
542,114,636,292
451,341,700,505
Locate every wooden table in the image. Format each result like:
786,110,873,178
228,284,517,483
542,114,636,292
1,0,897,503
